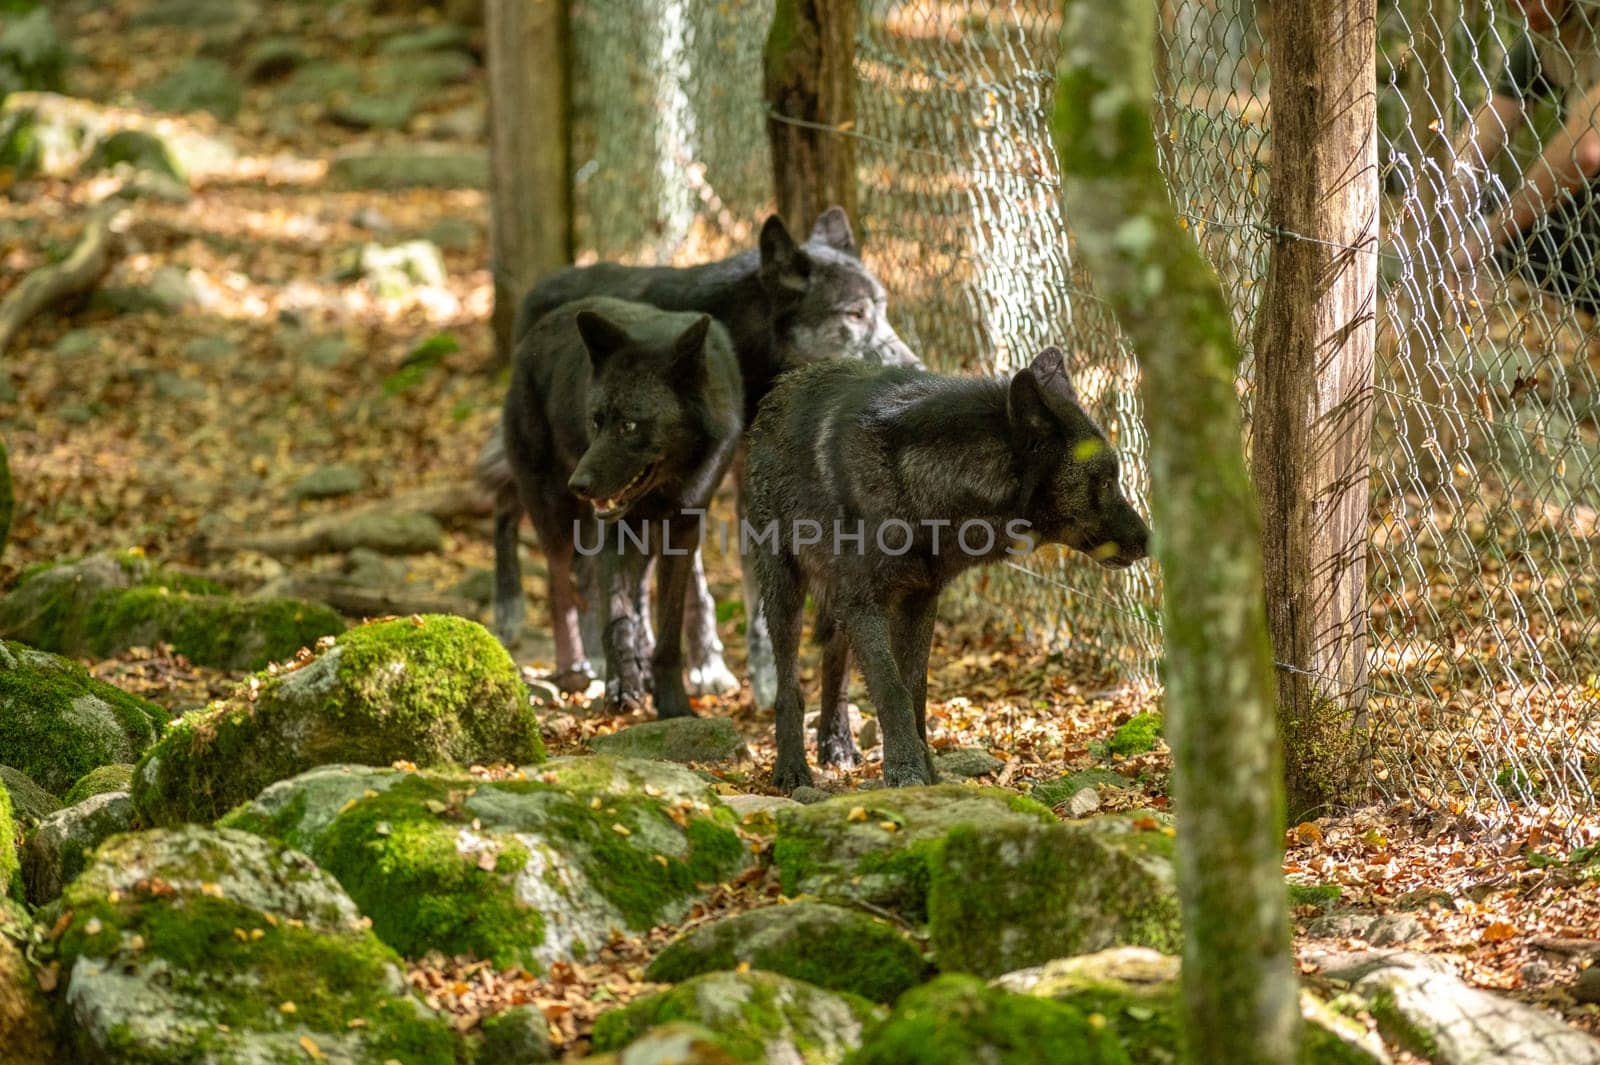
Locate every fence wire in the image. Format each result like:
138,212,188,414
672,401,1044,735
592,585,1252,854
567,0,1600,821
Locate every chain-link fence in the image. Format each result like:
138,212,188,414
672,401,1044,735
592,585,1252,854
565,0,1600,819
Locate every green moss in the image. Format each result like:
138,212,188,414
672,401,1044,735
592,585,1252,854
646,901,929,1003
0,777,17,898
1031,769,1130,808
63,763,135,805
0,765,58,826
0,641,167,795
134,616,543,826
1288,882,1343,910
845,975,1130,1065
291,774,544,969
87,587,344,670
1107,713,1162,757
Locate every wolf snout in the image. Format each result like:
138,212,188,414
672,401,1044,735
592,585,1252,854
567,469,596,498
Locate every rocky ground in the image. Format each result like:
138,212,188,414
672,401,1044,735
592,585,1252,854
3,1,1600,1063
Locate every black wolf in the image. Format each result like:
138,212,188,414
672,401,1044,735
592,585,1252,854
486,208,920,706
745,348,1150,790
495,296,742,719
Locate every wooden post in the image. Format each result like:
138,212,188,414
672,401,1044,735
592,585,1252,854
763,0,859,234
485,0,573,365
1055,1,1299,1061
1250,0,1377,818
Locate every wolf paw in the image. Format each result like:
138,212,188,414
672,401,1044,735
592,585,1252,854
771,758,815,792
686,656,740,698
604,678,648,715
817,734,862,770
551,662,597,695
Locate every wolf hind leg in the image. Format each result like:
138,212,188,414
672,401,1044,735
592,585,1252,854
846,603,929,788
814,608,859,769
760,551,812,791
491,488,525,649
891,591,940,783
527,500,594,695
737,476,778,710
685,549,739,697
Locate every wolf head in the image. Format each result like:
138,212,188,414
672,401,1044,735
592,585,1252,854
1008,347,1150,568
759,207,923,371
567,310,718,521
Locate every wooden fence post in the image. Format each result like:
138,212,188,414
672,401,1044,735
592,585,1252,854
763,0,859,233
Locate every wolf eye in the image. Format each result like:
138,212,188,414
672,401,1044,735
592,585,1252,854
845,305,871,323
623,420,638,434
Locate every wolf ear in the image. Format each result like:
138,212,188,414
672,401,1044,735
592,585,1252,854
1027,346,1078,403
1008,364,1055,443
759,215,811,296
809,206,857,256
576,310,631,370
671,315,713,379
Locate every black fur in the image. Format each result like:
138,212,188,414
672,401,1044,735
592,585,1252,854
496,296,742,719
745,348,1150,790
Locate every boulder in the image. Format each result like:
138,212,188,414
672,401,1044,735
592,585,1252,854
932,747,1002,779
926,814,1182,977
45,826,459,1063
589,717,750,765
0,901,57,1065
593,971,883,1065
0,551,345,670
135,615,544,825
578,1022,741,1065
22,790,137,905
473,1004,554,1064
995,947,1389,1064
64,763,136,805
139,57,243,120
646,901,927,1003
81,128,186,182
291,463,363,501
842,974,1124,1065
0,775,16,894
1,92,237,181
773,785,1055,920
0,764,60,824
222,756,746,971
328,144,489,189
0,638,167,794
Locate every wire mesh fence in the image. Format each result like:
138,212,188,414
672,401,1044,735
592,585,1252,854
565,0,1600,820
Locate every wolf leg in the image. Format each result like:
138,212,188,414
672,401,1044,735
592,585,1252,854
759,552,813,791
814,609,859,769
574,551,605,682
649,518,699,720
846,605,929,787
891,591,940,783
518,479,594,694
491,488,525,649
600,536,653,713
737,474,778,710
685,549,739,697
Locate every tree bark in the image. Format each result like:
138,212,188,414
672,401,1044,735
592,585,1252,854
485,0,572,366
0,437,12,565
763,0,858,235
1250,0,1377,819
0,204,124,358
1053,2,1298,1062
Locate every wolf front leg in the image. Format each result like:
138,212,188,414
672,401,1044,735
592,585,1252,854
814,610,859,769
737,472,779,709
684,548,740,696
599,532,654,713
891,590,940,783
846,604,930,787
650,518,700,719
757,550,813,791
491,490,525,649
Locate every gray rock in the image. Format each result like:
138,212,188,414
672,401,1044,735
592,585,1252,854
1573,966,1600,1005
1357,961,1600,1064
1367,913,1426,947
222,757,748,972
1063,786,1101,817
589,717,750,765
292,463,363,501
275,60,361,106
329,145,489,190
82,129,185,182
789,785,832,804
524,678,562,707
22,791,137,905
139,58,243,120
723,793,799,821
51,825,458,1063
325,511,443,555
54,328,99,359
115,168,193,204
330,93,417,132
1310,949,1459,984
476,1004,553,1063
64,763,135,805
933,746,1002,779
450,567,496,605
1309,911,1380,939
341,546,406,587
0,765,61,824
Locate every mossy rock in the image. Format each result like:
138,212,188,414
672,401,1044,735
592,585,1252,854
926,814,1181,978
139,57,243,120
842,974,1129,1065
82,128,186,182
221,756,747,971
773,785,1055,922
0,774,16,898
21,789,137,905
328,145,489,189
589,717,750,765
575,1022,741,1065
592,970,884,1064
1029,769,1129,808
646,901,928,1003
994,947,1389,1064
1107,713,1162,757
0,764,59,825
0,9,67,100
134,615,544,825
0,903,57,1065
0,551,343,669
471,1004,553,1064
43,825,459,1064
0,639,167,795
64,762,135,805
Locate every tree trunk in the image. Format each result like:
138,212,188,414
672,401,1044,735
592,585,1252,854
1250,0,1377,820
485,0,573,366
0,437,11,565
1053,2,1298,1062
763,0,858,235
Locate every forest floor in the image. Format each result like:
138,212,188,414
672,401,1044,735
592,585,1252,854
3,0,1598,1058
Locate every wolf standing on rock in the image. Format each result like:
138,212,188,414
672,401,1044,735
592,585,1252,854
746,348,1150,790
483,207,921,708
496,297,742,719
